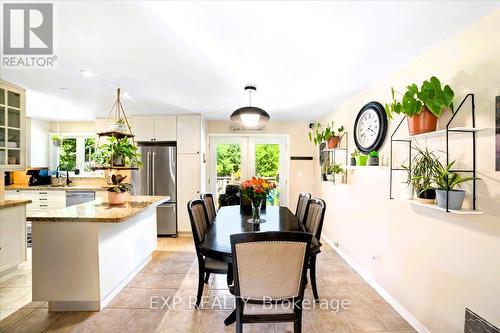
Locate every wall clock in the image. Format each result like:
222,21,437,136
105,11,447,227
353,101,388,153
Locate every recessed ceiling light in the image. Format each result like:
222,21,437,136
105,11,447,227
80,69,94,78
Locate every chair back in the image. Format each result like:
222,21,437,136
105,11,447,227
295,192,311,225
304,198,326,240
187,199,210,249
230,232,312,302
200,192,216,224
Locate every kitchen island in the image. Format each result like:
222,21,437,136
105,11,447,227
28,195,168,311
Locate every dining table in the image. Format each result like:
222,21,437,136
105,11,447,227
198,204,322,325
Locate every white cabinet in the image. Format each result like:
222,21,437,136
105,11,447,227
177,190,199,232
0,205,27,275
20,190,66,210
132,116,176,142
5,190,21,200
177,154,200,192
177,115,200,153
26,118,49,168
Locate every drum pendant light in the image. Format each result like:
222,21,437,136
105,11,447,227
230,85,270,128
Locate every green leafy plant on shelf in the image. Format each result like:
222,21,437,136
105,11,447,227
351,149,360,158
369,150,379,158
409,146,441,201
308,122,345,147
429,161,476,191
94,136,142,167
51,133,63,147
331,163,344,175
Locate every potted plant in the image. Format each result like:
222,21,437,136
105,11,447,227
109,118,127,132
399,164,414,200
107,174,133,205
332,164,344,184
367,150,379,166
325,165,334,181
241,177,276,223
355,153,368,166
94,136,141,167
51,133,63,147
350,149,359,166
308,122,345,149
410,146,440,203
385,76,454,136
431,161,476,210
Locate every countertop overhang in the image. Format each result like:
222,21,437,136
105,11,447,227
6,185,109,191
27,196,169,223
0,200,32,210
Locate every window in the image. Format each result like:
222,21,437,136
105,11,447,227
51,133,102,177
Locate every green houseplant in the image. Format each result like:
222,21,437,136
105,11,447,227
385,76,454,136
325,165,334,181
355,153,368,166
350,149,360,166
308,122,345,149
332,163,344,184
431,161,476,210
410,146,440,203
107,174,133,205
367,150,379,166
51,133,63,147
94,137,141,167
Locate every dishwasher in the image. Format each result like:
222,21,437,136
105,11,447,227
66,191,96,207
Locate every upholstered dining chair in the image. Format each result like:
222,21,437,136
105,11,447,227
303,198,326,301
200,192,217,225
230,232,312,333
295,192,311,225
187,199,231,307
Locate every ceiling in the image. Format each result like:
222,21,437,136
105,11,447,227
1,1,499,121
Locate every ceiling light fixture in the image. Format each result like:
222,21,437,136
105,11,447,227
80,69,94,78
230,85,270,128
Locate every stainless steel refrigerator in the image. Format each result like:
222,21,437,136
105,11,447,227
132,142,177,236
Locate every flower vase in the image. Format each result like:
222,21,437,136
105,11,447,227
248,198,265,224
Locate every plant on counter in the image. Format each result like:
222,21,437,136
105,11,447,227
308,122,345,149
51,133,63,147
385,76,454,136
107,174,133,205
332,163,344,184
367,150,379,166
94,136,141,167
350,149,360,166
429,161,477,210
409,146,440,203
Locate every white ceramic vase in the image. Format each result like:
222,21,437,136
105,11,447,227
399,183,414,200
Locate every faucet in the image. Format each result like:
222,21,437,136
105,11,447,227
66,170,72,186
56,164,62,178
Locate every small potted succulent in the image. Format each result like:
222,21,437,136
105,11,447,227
308,122,345,149
107,174,133,205
367,150,379,166
355,153,368,166
350,149,359,166
51,133,63,147
332,164,344,184
431,161,477,210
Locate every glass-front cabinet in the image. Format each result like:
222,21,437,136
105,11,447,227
0,81,25,169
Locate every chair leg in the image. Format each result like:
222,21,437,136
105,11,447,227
310,255,319,302
204,272,210,284
227,263,233,286
196,264,205,308
235,302,243,333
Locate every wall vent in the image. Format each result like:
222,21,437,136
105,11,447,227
229,126,264,132
464,308,499,333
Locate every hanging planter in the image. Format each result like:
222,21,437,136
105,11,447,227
51,133,63,147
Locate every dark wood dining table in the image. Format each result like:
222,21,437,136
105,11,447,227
199,205,322,264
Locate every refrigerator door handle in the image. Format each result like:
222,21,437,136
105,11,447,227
152,152,156,194
147,151,151,195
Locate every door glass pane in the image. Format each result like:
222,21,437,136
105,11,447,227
216,144,241,205
59,138,77,170
255,144,280,206
7,128,20,149
0,126,4,148
0,106,4,126
8,108,20,128
8,149,20,165
0,89,5,105
84,137,96,171
0,149,5,164
7,91,20,108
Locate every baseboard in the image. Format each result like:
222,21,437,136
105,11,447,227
321,234,430,333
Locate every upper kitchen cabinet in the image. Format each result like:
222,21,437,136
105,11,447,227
132,115,176,142
177,115,200,153
0,81,26,170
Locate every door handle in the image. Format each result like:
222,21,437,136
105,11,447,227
152,152,156,194
147,151,151,195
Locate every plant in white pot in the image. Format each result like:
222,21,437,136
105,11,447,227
51,133,63,147
107,174,133,205
325,165,334,181
399,164,414,200
430,161,477,210
332,164,344,184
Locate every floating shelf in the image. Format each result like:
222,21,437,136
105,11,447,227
322,147,348,152
345,165,388,170
91,166,139,171
402,199,484,215
96,131,135,139
398,127,483,141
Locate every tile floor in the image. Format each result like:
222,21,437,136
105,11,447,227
0,234,416,332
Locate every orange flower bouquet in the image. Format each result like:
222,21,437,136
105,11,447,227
241,177,276,223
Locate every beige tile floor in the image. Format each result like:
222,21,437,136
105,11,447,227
0,234,416,332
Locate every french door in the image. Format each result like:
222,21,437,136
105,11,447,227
209,135,289,207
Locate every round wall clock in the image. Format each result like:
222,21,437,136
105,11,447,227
353,101,388,153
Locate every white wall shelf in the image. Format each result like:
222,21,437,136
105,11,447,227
402,199,484,215
345,165,389,170
398,127,484,141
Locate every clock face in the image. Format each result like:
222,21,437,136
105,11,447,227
354,102,388,153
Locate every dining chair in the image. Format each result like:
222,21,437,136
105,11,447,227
187,199,231,307
303,198,326,301
200,192,217,224
230,231,312,333
295,192,311,225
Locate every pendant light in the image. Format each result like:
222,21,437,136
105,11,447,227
230,85,270,128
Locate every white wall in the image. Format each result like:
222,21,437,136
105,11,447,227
314,10,500,332
27,118,50,168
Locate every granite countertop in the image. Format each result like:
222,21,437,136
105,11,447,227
0,200,32,210
27,196,169,223
5,185,109,191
